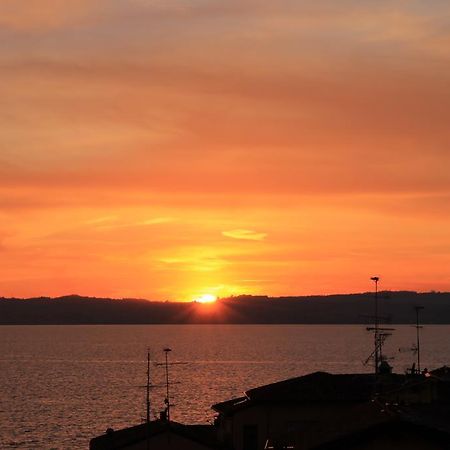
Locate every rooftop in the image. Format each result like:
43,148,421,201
89,420,219,450
213,371,407,414
311,419,450,449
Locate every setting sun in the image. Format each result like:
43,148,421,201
195,294,217,304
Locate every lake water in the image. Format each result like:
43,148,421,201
1,324,449,449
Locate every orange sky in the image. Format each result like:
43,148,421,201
0,1,449,300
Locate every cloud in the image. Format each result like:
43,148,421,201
158,254,228,272
85,216,118,225
222,229,267,241
0,0,107,31
136,217,174,226
88,216,175,230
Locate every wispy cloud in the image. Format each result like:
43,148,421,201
90,216,175,230
0,0,105,31
159,254,228,272
136,217,174,226
222,229,267,241
85,215,118,225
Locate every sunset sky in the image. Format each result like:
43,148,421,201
1,1,449,300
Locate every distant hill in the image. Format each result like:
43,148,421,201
1,292,450,324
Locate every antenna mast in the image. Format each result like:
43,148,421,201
146,349,151,423
415,306,424,373
163,348,172,422
372,276,380,372
364,277,394,376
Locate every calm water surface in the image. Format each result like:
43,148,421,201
1,324,449,449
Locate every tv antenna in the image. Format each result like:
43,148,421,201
163,348,172,422
152,348,186,422
138,349,157,450
415,306,424,373
146,349,151,423
364,277,395,375
398,306,425,375
137,350,157,422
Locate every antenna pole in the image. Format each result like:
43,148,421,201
371,277,380,375
163,348,172,422
145,350,151,450
364,278,394,378
146,349,151,423
415,306,424,373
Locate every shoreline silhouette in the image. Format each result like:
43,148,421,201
1,291,449,325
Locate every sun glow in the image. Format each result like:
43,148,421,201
194,294,217,304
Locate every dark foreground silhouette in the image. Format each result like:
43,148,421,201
90,368,450,450
1,291,449,324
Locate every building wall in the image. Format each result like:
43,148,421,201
338,433,448,450
387,382,438,404
221,402,386,450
